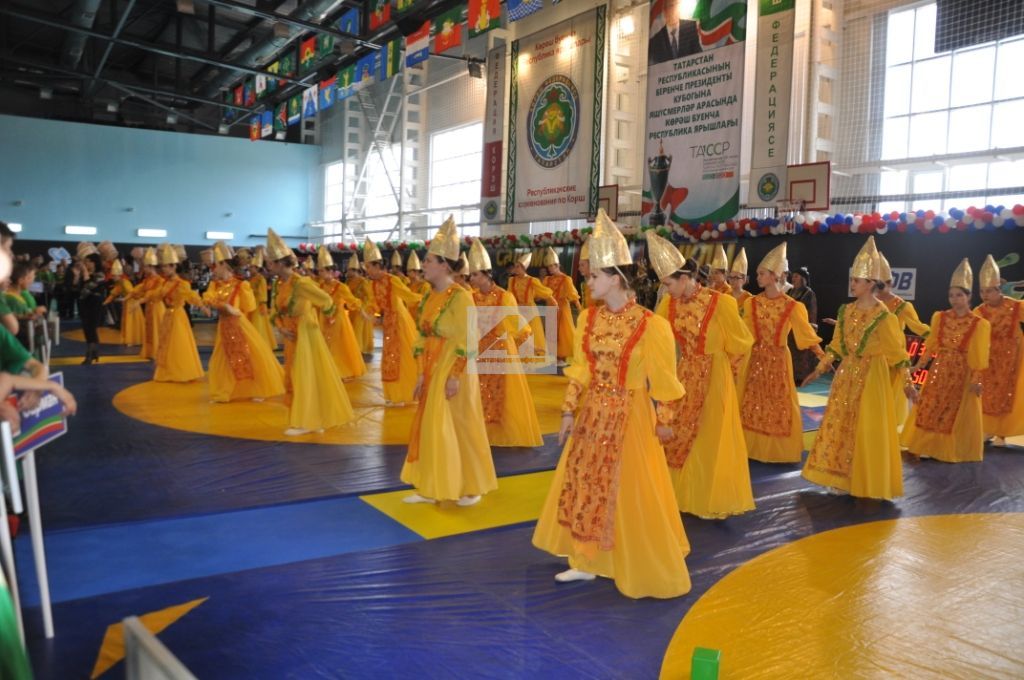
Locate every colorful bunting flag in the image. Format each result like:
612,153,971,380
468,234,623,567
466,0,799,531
338,7,360,35
302,84,319,118
233,84,243,106
299,36,317,73
394,0,415,13
249,115,260,141
287,95,302,125
223,91,235,122
255,74,267,99
319,76,337,110
355,52,378,91
405,20,430,67
379,38,402,81
274,102,288,131
317,33,335,59
507,0,543,21
368,0,390,30
278,51,296,86
266,62,279,93
338,65,356,101
469,0,501,38
434,7,463,54
243,78,255,106
261,110,273,137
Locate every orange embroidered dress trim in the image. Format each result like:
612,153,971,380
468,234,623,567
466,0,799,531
914,311,980,434
374,276,401,382
218,280,255,381
474,288,507,424
977,300,1021,417
740,296,797,437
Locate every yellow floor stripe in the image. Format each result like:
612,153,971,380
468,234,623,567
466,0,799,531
360,470,555,540
797,392,828,407
51,355,150,366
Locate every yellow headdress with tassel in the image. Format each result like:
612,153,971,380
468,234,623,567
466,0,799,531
391,250,403,269
517,251,532,269
542,247,558,267
362,237,383,263
143,247,158,266
851,236,881,280
589,208,633,269
156,243,179,265
645,231,687,280
467,239,492,274
710,244,728,271
730,247,748,276
949,257,973,291
78,242,99,258
406,250,422,271
458,252,469,274
979,254,1000,289
317,245,335,270
757,242,787,278
110,259,124,277
266,228,292,262
427,214,461,262
877,252,893,282
212,241,234,263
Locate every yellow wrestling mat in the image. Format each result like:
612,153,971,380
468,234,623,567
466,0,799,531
64,323,220,347
113,367,567,445
360,470,555,539
661,513,1024,679
796,392,828,407
51,355,149,366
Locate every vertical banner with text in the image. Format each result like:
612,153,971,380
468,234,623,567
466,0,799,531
643,0,748,226
481,45,506,223
748,0,795,207
506,6,606,223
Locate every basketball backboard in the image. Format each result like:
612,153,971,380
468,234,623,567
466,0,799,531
785,161,831,211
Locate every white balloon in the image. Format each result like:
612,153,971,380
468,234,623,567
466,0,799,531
877,225,889,235
850,223,860,233
993,216,1005,227
852,215,863,227
1000,208,1013,221
974,219,985,230
700,230,711,240
945,217,957,228
795,214,806,224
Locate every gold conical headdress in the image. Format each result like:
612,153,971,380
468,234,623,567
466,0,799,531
467,239,492,274
851,236,881,280
156,243,179,265
110,259,124,276
877,252,893,282
251,246,265,268
427,215,461,261
730,247,748,276
173,244,187,261
542,247,558,267
391,250,403,269
98,241,119,262
363,237,383,263
579,236,590,261
236,248,252,264
979,254,1000,289
200,249,214,266
212,241,234,263
710,244,728,271
406,250,422,271
458,252,469,274
757,242,787,278
517,251,532,269
349,253,363,271
950,257,973,291
646,231,686,280
266,228,291,261
317,245,335,270
78,242,99,258
143,247,158,266
589,209,633,269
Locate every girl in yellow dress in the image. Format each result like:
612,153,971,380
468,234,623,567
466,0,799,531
266,229,354,436
542,247,581,363
801,237,912,499
975,254,1024,444
363,238,423,405
244,247,278,351
648,232,755,518
401,217,497,506
103,260,144,346
533,210,691,599
708,244,732,295
404,251,432,320
153,244,205,383
130,247,165,360
390,250,409,285
728,247,753,309
345,256,375,354
902,258,991,462
738,242,825,463
466,238,543,448
202,242,285,402
315,246,366,381
508,252,557,358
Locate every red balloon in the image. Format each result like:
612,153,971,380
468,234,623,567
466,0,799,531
1012,204,1024,216
938,224,950,233
897,223,907,233
982,211,993,223
889,211,900,221
925,210,935,220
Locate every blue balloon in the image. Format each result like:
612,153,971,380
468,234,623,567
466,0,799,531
793,223,803,234
932,216,944,228
819,223,830,233
887,220,899,230
844,215,854,225
899,212,908,223
996,205,1005,213
949,207,963,220
984,204,995,213
915,209,925,219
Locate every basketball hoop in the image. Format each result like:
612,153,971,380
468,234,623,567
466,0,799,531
776,199,805,215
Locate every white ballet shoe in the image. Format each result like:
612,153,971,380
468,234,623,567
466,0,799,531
456,495,481,507
283,427,312,436
992,436,1007,447
251,397,265,403
555,568,596,583
402,493,436,504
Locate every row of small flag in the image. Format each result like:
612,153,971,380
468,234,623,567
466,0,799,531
237,0,555,136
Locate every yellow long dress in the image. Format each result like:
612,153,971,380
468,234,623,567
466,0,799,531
975,297,1024,437
533,302,691,599
153,276,204,383
802,302,909,499
132,274,166,359
883,294,930,424
401,284,497,500
656,288,755,518
472,285,543,447
406,278,432,320
367,274,421,404
247,272,278,351
738,293,823,463
273,274,354,431
104,278,145,346
347,273,375,353
508,274,555,358
319,279,366,380
902,310,991,462
544,272,580,360
202,278,285,402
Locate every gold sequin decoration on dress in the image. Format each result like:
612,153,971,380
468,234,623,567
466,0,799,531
977,301,1021,417
915,311,980,434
